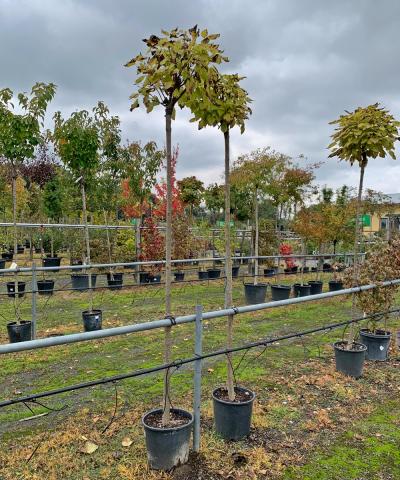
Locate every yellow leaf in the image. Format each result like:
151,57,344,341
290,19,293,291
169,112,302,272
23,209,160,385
121,437,133,447
81,441,98,454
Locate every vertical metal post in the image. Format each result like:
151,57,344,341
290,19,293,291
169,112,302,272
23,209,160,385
31,262,37,339
135,219,141,284
193,304,203,452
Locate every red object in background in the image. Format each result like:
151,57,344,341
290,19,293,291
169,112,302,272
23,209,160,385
279,243,295,268
153,146,184,220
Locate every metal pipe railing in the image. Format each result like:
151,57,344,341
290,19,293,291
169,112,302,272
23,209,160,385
0,253,361,274
1,277,398,355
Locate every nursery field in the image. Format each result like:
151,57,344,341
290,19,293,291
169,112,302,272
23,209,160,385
0,270,399,479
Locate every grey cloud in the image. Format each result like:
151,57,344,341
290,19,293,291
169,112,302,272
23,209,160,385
1,0,399,191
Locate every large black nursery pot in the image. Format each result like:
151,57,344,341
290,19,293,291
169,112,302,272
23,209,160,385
271,284,291,301
7,281,26,298
0,259,6,270
142,408,193,470
2,252,13,261
82,309,102,331
359,329,391,361
207,268,221,279
71,273,97,291
232,265,240,278
7,321,32,343
174,271,185,282
149,274,161,284
42,256,61,272
198,270,208,280
244,283,268,305
334,341,367,378
37,279,55,296
302,266,310,273
213,386,255,441
323,263,332,272
329,280,343,292
139,272,150,284
293,283,311,297
71,259,83,272
309,280,323,295
106,272,124,290
264,268,276,277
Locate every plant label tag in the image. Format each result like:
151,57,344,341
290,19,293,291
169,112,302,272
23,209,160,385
379,345,384,351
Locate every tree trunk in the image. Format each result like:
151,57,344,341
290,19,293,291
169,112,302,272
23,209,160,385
254,189,259,286
103,210,113,277
224,129,235,401
81,181,93,312
12,175,19,321
349,161,366,347
162,109,173,425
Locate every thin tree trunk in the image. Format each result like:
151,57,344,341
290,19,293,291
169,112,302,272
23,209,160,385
224,129,235,401
103,210,113,277
254,189,259,286
81,181,93,312
348,161,366,347
162,110,173,425
12,175,19,321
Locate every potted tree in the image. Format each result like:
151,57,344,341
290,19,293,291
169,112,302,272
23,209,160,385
0,82,56,341
189,72,255,439
231,150,299,304
53,103,113,331
329,103,400,377
126,26,226,468
343,238,400,361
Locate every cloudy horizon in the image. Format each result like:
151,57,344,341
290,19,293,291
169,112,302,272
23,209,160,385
1,0,399,193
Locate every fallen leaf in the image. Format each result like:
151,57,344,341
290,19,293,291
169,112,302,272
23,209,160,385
121,437,133,447
81,441,98,454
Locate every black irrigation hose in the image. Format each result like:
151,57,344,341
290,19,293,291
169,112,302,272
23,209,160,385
1,307,398,409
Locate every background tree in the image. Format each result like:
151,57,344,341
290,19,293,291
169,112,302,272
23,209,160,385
189,72,252,401
328,103,400,348
204,183,224,224
53,104,104,312
231,148,288,286
177,175,204,219
0,82,56,323
126,26,227,423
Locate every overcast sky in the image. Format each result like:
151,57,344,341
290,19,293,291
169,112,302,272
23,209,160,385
1,0,400,192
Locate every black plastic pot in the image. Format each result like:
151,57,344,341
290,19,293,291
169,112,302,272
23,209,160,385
6,281,26,298
293,283,310,297
71,259,83,272
264,268,276,277
142,408,193,470
309,280,323,295
106,272,124,290
198,271,208,280
311,267,318,272
82,309,102,331
359,329,391,361
174,272,185,282
2,252,13,261
291,266,298,273
17,246,24,254
244,283,268,305
302,266,310,273
329,280,343,292
213,386,255,441
0,259,6,269
323,263,332,272
149,274,161,284
25,240,30,248
334,341,367,378
42,256,61,272
71,274,97,291
207,269,221,279
271,284,291,301
232,266,240,278
7,321,32,343
139,272,150,284
37,279,55,296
